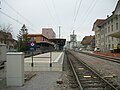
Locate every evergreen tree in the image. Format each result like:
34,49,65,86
17,24,30,52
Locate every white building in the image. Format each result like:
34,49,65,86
92,0,120,52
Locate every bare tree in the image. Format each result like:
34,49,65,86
1,24,13,33
0,24,13,44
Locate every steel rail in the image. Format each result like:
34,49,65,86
67,51,117,90
66,51,83,90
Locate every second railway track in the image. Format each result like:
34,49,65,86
80,52,120,64
66,51,117,90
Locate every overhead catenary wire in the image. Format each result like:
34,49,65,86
42,0,58,26
81,0,98,25
51,0,61,25
3,0,40,30
75,0,98,30
70,0,79,30
0,10,39,33
71,0,83,31
0,10,23,25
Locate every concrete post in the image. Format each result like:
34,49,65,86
0,44,6,62
6,52,24,86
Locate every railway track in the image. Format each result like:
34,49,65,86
80,52,120,63
66,51,117,90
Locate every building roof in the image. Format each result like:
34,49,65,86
81,36,95,45
49,38,66,45
92,0,120,29
94,19,105,26
92,19,105,31
113,0,120,15
27,34,48,39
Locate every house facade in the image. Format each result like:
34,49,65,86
81,35,95,51
0,31,17,51
27,34,49,43
92,0,120,52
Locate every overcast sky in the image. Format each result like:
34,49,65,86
0,0,118,41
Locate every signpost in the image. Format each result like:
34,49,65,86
29,42,36,67
50,52,52,67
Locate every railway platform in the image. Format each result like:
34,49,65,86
25,51,64,71
0,51,64,90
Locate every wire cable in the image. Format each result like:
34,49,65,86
0,10,39,33
3,0,40,30
42,0,58,26
71,0,83,31
75,0,98,30
0,10,23,25
51,0,61,25
70,0,79,30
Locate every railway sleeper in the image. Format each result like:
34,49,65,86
80,77,99,81
83,87,105,90
81,80,101,84
82,83,105,88
69,83,79,88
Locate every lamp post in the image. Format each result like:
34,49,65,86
50,52,52,67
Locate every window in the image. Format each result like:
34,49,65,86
106,37,107,42
108,21,110,25
108,44,110,49
112,37,114,41
105,28,107,33
106,45,107,49
116,17,118,21
111,19,113,23
116,23,118,30
108,27,110,32
31,37,36,40
111,25,113,32
108,37,110,43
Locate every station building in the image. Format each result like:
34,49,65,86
49,38,66,51
27,34,66,52
27,34,54,53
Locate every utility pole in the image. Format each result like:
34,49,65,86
59,26,61,38
73,30,75,50
0,1,1,9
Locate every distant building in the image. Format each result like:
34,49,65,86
81,35,95,51
27,34,49,43
66,32,81,50
49,38,66,51
27,34,54,52
0,30,17,51
92,19,105,50
42,28,56,39
92,0,120,52
69,34,77,50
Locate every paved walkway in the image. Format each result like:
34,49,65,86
0,71,62,90
0,51,64,90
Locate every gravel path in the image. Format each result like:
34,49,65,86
73,51,120,88
52,52,79,90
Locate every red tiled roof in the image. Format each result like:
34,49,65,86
94,19,105,26
81,36,95,45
